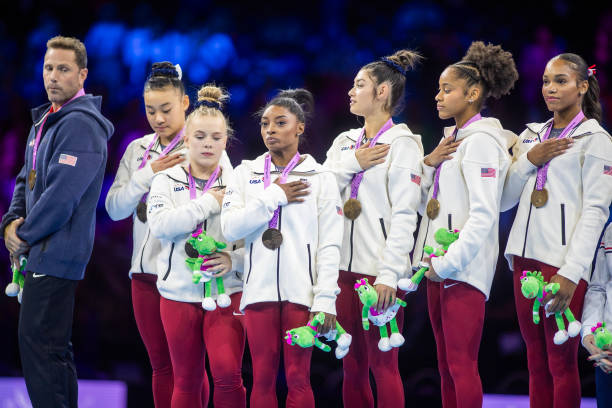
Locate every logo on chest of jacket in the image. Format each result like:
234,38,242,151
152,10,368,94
249,177,264,184
174,185,187,192
604,165,612,176
522,138,537,144
341,144,356,151
137,155,152,162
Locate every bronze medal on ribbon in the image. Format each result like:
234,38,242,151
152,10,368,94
136,201,148,223
262,228,283,250
28,170,36,190
343,198,362,220
531,189,548,208
426,198,440,219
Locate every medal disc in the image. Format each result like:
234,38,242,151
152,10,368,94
531,189,548,208
343,198,362,220
262,228,283,250
426,198,440,219
136,201,148,223
28,170,36,190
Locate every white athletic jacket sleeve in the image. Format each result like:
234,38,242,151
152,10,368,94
500,132,538,212
221,164,288,242
581,240,607,340
311,172,343,315
375,138,422,288
558,135,612,284
431,133,503,279
323,134,364,192
147,173,221,241
105,139,155,221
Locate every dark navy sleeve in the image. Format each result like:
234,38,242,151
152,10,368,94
0,163,27,238
16,114,106,245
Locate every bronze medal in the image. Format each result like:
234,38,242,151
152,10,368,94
531,189,548,208
262,228,283,250
426,198,440,219
136,201,148,223
28,170,36,190
343,198,362,220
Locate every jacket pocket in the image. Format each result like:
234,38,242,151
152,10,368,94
245,243,254,284
307,244,313,285
379,218,387,240
41,237,50,253
162,243,175,280
560,204,566,246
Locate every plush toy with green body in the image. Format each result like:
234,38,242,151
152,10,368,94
185,228,231,311
284,312,352,359
398,228,460,292
592,322,612,350
520,270,582,345
355,278,407,351
5,255,26,303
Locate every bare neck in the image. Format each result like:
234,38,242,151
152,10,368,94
363,112,392,140
269,146,299,167
553,104,583,129
188,161,219,180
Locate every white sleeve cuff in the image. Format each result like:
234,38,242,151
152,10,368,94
516,153,538,178
431,256,454,280
341,151,364,173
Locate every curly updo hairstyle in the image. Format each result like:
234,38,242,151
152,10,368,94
361,49,423,115
451,41,518,109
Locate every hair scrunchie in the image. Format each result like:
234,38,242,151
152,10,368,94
195,99,221,110
381,58,407,77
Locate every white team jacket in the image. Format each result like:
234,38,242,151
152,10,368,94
502,119,612,284
413,117,517,299
581,223,612,342
147,163,243,303
105,133,187,278
220,153,343,315
323,123,424,288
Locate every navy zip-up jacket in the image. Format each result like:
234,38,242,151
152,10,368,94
0,94,114,280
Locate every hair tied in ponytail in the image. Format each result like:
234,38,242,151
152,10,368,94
195,100,222,110
588,64,597,77
381,58,408,77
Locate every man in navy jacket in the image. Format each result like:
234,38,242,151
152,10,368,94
0,36,114,407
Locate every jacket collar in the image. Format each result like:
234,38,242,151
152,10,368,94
525,118,611,140
443,116,517,150
248,152,320,175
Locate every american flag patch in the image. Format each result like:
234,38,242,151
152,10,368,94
336,206,343,216
411,173,421,185
58,154,77,166
604,165,612,176
481,168,496,178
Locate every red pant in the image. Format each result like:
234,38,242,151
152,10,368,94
244,301,314,408
513,256,587,408
337,270,405,408
160,292,246,408
427,279,485,408
131,274,173,408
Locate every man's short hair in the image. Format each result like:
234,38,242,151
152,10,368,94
46,36,87,69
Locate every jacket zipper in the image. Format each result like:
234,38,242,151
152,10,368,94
448,213,452,231
162,243,175,280
307,244,313,285
561,204,566,246
379,218,387,240
140,229,151,273
276,207,282,301
521,204,534,257
347,220,355,272
246,243,254,284
420,217,431,261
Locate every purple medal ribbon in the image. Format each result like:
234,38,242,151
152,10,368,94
349,119,394,199
138,127,185,204
264,152,301,229
32,88,86,169
432,113,482,200
188,164,221,231
534,111,585,192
